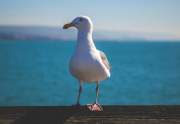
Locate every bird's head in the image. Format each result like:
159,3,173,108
63,16,93,32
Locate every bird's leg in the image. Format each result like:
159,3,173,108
76,81,82,106
95,81,99,104
87,81,103,111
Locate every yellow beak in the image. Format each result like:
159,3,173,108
63,23,74,29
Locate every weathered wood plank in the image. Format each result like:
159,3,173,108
0,106,180,124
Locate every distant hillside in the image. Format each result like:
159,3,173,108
0,26,179,41
0,26,76,40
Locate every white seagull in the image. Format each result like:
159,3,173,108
63,16,111,111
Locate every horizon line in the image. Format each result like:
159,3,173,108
0,24,180,41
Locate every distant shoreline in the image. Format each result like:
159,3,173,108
0,39,180,42
0,26,180,41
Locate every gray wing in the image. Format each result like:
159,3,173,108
98,50,111,70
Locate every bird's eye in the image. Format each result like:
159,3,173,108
79,18,83,22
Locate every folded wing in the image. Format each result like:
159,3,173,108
98,50,111,70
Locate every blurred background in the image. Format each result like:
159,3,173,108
0,0,180,106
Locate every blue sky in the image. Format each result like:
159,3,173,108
0,0,180,38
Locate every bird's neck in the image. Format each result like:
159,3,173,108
76,29,96,52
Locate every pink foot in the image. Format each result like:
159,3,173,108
87,103,103,112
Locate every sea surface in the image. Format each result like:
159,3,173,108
0,40,180,106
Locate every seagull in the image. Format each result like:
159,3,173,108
63,16,111,111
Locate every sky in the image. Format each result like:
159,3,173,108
0,0,180,38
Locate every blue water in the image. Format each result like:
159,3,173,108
0,40,180,106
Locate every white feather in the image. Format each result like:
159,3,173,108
69,16,110,82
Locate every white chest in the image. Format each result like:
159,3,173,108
69,50,108,82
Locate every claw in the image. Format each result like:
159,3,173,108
87,103,103,111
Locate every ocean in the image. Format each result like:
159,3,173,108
0,40,180,106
